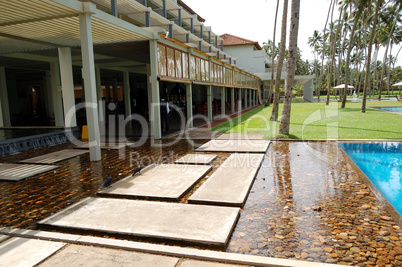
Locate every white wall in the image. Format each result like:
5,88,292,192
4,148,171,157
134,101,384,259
223,45,266,74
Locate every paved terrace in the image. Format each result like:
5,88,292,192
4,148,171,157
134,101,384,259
0,137,401,266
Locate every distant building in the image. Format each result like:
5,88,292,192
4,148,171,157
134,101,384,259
219,33,313,102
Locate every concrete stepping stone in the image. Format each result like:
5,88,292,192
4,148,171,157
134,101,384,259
98,164,212,201
0,234,9,243
19,149,88,164
175,154,217,165
0,237,65,267
188,153,264,207
196,139,270,153
180,260,249,267
216,133,265,140
38,197,240,248
38,244,179,267
0,163,58,181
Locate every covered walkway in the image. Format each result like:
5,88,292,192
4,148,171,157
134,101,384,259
0,0,261,161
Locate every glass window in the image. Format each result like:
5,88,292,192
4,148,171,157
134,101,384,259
190,56,195,80
157,43,167,76
182,53,189,79
201,59,206,81
167,47,175,77
205,61,210,82
175,50,182,78
196,57,201,80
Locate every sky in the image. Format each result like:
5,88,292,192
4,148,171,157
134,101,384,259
183,0,402,67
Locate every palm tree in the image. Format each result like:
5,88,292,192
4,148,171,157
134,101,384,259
342,0,364,108
378,4,402,99
279,0,300,135
265,0,280,106
326,5,344,105
318,0,335,103
308,30,323,99
362,0,383,113
270,0,289,121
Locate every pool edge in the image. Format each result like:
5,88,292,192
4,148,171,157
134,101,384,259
338,143,402,228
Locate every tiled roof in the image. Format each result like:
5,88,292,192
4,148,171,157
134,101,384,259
219,33,262,50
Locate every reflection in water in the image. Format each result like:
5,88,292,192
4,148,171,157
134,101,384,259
0,128,63,141
1,140,401,265
0,139,205,229
227,141,402,265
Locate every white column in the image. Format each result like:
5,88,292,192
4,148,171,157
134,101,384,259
80,9,101,161
58,47,77,127
303,79,314,102
231,87,235,114
123,71,131,117
50,62,64,126
95,67,104,122
220,87,225,116
238,88,242,112
0,67,11,126
207,85,212,122
186,83,193,128
149,40,161,139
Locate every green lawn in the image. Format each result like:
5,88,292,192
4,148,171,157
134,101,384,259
210,101,402,139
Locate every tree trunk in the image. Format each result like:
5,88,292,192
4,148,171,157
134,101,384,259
270,0,289,121
378,43,389,100
362,0,382,113
387,43,393,95
342,16,358,108
371,44,380,98
379,5,399,99
279,0,300,135
319,0,335,102
326,8,344,105
265,0,280,106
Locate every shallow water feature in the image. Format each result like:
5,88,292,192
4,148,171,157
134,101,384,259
1,140,401,266
0,139,208,229
227,141,402,265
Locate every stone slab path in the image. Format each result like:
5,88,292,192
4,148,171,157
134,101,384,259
98,164,212,201
38,244,179,267
175,154,217,165
39,197,240,247
216,133,265,140
0,163,58,181
188,153,265,207
0,234,9,243
0,237,65,267
196,140,270,153
180,260,249,267
19,149,88,164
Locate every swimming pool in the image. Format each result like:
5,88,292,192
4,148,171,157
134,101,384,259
339,142,402,216
375,106,402,114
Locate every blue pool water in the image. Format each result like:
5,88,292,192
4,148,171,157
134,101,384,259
376,106,402,114
339,142,402,215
